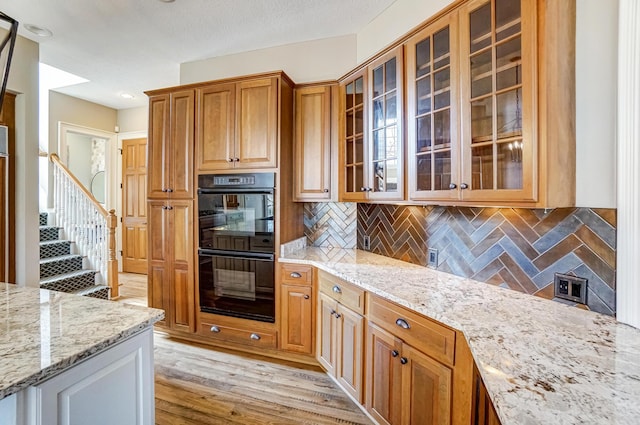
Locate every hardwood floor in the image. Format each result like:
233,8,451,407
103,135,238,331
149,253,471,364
116,272,373,425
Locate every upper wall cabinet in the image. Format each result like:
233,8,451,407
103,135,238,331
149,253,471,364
407,13,460,201
196,77,279,171
147,90,195,200
340,46,405,202
293,84,336,202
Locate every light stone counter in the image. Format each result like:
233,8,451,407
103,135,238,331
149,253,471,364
0,283,164,400
279,245,640,425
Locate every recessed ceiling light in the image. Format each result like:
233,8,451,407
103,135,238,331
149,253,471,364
24,24,53,37
120,93,135,99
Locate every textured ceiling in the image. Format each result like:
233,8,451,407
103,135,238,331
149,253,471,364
0,0,396,109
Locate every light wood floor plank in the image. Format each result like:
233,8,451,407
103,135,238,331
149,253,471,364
117,273,373,424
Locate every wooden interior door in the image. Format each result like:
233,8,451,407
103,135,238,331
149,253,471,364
122,137,148,274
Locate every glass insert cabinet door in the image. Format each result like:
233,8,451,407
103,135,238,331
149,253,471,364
460,0,536,202
340,68,368,202
366,45,404,201
407,13,459,201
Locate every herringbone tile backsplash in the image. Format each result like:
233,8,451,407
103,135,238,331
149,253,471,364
304,202,357,249
357,205,617,316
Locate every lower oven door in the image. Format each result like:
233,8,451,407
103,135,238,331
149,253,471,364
198,249,275,323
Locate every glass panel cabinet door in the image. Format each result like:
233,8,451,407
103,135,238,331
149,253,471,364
460,0,536,202
367,46,404,201
406,14,459,201
340,70,368,202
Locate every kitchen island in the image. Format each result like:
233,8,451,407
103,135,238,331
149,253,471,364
280,245,640,425
0,283,164,425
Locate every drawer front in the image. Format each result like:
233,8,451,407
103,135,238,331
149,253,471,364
199,321,277,349
368,295,455,366
318,270,365,314
280,263,313,285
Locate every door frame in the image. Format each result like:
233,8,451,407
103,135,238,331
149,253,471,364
58,122,117,209
117,131,147,272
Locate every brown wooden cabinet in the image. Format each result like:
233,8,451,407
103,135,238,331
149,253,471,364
279,263,315,355
147,90,194,199
317,272,365,402
147,200,195,332
339,46,405,202
404,0,575,207
196,77,279,171
473,366,502,425
293,84,336,201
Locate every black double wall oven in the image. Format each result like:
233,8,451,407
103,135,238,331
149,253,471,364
197,173,275,323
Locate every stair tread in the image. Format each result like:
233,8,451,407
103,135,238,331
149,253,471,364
40,269,97,284
39,240,71,245
72,285,109,297
39,225,61,229
39,253,82,264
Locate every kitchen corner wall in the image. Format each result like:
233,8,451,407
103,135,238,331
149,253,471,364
303,202,617,316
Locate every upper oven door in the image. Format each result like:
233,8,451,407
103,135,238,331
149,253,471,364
197,189,275,252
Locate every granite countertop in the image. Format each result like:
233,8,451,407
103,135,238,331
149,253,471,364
0,284,164,400
279,245,640,425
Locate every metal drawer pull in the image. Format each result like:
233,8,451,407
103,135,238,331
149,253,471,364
303,295,310,300
334,313,341,319
332,285,342,294
391,350,399,357
400,357,408,365
330,309,337,316
290,272,302,278
250,333,261,340
395,318,411,329
210,326,220,333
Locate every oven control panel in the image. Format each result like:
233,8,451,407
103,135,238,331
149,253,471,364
214,175,255,185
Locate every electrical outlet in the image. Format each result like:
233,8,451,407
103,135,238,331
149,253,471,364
427,248,438,268
363,235,371,250
554,273,588,305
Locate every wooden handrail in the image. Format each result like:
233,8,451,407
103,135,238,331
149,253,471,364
49,152,119,299
49,153,109,217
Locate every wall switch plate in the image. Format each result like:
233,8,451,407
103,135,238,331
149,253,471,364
554,273,588,305
427,248,438,268
363,235,371,251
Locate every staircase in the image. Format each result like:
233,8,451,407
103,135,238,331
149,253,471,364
39,212,110,299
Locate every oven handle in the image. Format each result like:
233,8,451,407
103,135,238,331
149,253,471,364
197,188,274,195
198,248,274,262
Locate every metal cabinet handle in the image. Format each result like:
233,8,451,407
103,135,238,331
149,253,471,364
395,318,410,329
391,350,399,358
210,326,220,333
449,183,457,190
400,357,408,365
335,313,342,319
234,158,240,162
166,188,173,193
290,272,302,278
227,158,234,163
166,206,173,210
460,183,469,190
332,285,342,294
330,309,337,316
323,189,329,192
303,294,310,300
250,333,261,340
360,187,367,192
161,188,168,192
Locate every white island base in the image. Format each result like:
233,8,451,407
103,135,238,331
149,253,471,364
1,328,154,425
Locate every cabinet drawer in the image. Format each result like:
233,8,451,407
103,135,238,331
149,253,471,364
198,321,277,349
318,270,365,314
280,263,313,285
368,295,455,366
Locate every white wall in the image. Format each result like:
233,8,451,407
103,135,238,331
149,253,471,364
180,35,357,85
356,0,453,63
3,31,40,286
117,106,147,133
575,0,618,208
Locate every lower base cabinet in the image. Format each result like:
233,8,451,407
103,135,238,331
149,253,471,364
366,323,452,425
2,329,154,425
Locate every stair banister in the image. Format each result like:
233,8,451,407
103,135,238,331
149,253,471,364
49,153,119,298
